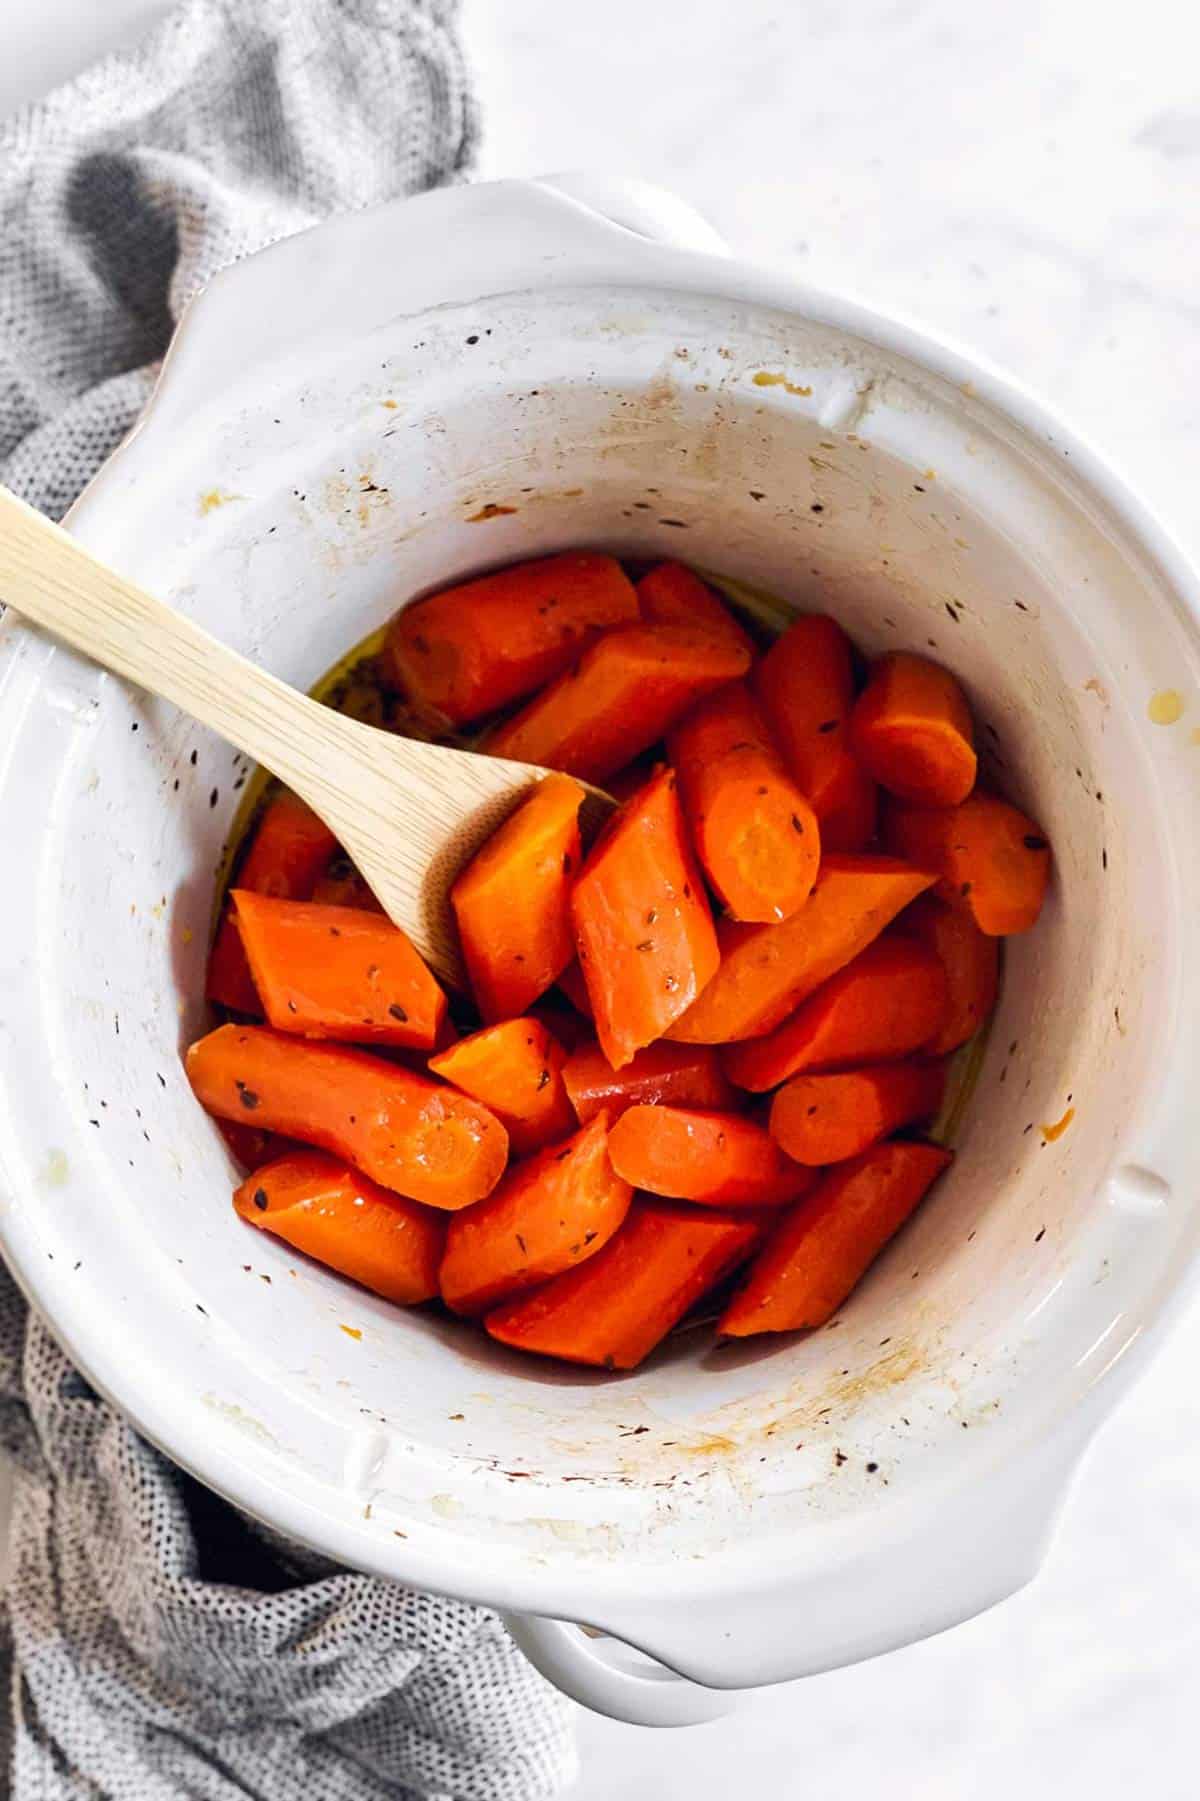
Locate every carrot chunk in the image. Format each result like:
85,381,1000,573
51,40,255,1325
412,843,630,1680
487,624,751,784
667,853,937,1044
719,1141,954,1335
851,652,976,806
186,1024,508,1209
563,1039,735,1125
439,1114,632,1316
884,791,1050,934
722,936,949,1091
486,1198,764,1369
608,1105,815,1208
206,792,338,1013
383,552,639,724
637,561,755,659
428,1017,574,1155
768,1061,946,1165
896,893,999,1053
234,1150,445,1304
451,773,584,1021
753,614,877,849
571,769,719,1068
667,680,819,922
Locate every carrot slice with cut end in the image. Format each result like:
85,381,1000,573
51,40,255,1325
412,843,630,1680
851,652,977,806
637,562,755,659
383,552,639,724
429,1017,574,1155
753,613,877,848
234,1150,445,1304
487,624,751,784
720,1141,954,1335
439,1114,632,1316
883,791,1050,935
895,893,999,1053
667,680,819,922
206,792,339,1013
722,936,949,1092
571,768,719,1068
486,1198,764,1369
451,773,584,1021
666,853,937,1044
608,1105,815,1208
563,1039,735,1125
768,1061,947,1165
186,1024,508,1209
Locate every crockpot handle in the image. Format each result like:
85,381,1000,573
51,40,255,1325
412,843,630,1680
504,1614,739,1727
535,174,729,255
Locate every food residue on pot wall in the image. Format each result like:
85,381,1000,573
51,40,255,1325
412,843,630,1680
1148,689,1185,725
1041,1105,1075,1143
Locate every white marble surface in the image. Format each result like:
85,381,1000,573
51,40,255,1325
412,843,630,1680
6,0,1200,1793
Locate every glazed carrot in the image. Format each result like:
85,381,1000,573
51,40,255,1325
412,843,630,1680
206,792,339,1013
608,1105,815,1208
186,1024,508,1208
232,892,447,1050
883,791,1050,935
309,858,385,912
234,1150,445,1304
637,561,755,659
571,769,719,1068
667,681,819,922
768,1061,946,1166
486,1198,764,1369
719,1141,953,1335
451,774,584,1021
896,893,999,1053
722,936,949,1091
439,1114,632,1316
383,552,639,724
487,624,752,784
563,1039,735,1125
752,614,877,849
850,652,976,806
667,854,937,1044
555,961,593,1019
428,1017,575,1155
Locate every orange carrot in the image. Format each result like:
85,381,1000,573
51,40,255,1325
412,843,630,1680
850,652,976,806
186,1024,508,1209
667,681,819,922
206,792,338,1013
451,774,584,1021
234,1150,445,1304
895,893,999,1053
816,748,878,853
752,614,877,848
719,1141,953,1335
883,791,1050,935
571,769,719,1068
563,1039,735,1125
608,1105,815,1208
216,1118,299,1171
486,1198,764,1369
555,960,593,1019
232,892,447,1050
439,1114,632,1316
722,936,949,1091
428,1017,575,1155
383,552,639,724
768,1061,946,1165
487,624,751,784
667,853,937,1044
637,561,754,659
309,858,385,912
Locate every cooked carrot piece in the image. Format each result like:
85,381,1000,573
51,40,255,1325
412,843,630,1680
896,893,999,1053
768,1061,946,1165
719,1141,953,1335
234,1150,445,1304
383,552,639,725
206,792,339,1013
851,652,976,806
555,960,594,1019
486,1198,764,1369
186,1024,508,1209
309,858,385,912
232,892,447,1049
816,749,878,853
883,791,1050,935
667,681,819,922
563,1039,735,1125
722,936,949,1091
571,769,719,1068
752,614,877,847
608,1105,815,1208
667,853,937,1044
637,561,755,659
439,1114,632,1316
487,624,751,784
428,1017,574,1155
451,774,584,1021
216,1118,298,1171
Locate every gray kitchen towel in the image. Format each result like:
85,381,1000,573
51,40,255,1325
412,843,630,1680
0,2,577,1795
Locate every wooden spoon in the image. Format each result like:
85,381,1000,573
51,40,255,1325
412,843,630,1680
0,485,611,987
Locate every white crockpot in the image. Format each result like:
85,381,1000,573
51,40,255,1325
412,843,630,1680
1,175,1199,1728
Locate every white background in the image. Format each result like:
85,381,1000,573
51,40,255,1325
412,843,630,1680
5,2,1200,1794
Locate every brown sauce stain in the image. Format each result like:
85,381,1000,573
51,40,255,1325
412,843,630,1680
752,371,813,398
466,503,518,523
